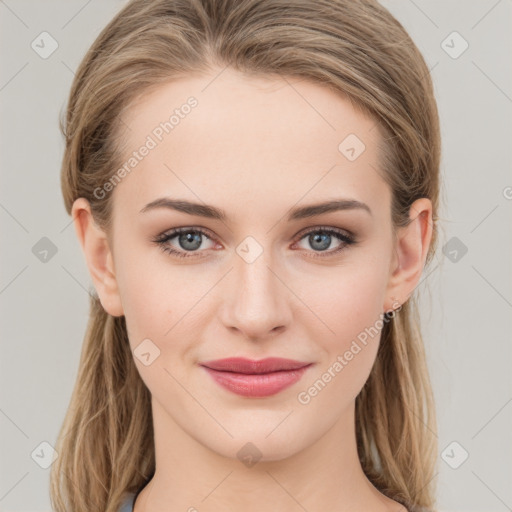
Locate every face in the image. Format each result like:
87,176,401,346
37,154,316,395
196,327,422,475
77,67,426,462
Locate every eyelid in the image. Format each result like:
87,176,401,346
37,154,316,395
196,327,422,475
293,224,354,241
153,224,357,259
153,225,216,243
153,225,354,243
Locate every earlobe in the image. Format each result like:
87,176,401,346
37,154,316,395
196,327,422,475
384,198,433,312
71,198,124,317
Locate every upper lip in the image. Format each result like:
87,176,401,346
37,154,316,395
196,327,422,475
200,357,312,374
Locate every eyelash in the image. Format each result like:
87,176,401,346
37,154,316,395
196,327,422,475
152,225,357,260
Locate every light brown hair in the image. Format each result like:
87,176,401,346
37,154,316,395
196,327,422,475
51,1,442,510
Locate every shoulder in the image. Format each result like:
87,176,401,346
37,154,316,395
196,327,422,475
406,504,435,512
118,492,136,512
390,500,434,512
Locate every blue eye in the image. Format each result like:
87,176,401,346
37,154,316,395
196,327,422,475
153,227,216,259
293,228,355,255
152,226,357,259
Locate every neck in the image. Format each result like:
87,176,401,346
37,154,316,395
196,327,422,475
133,397,400,512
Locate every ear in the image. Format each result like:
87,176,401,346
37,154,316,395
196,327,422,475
71,198,124,317
383,198,433,313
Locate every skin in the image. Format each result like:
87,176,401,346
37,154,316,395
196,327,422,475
72,67,432,512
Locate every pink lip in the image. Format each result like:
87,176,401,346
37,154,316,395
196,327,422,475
200,357,313,397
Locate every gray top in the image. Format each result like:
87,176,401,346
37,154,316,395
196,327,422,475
118,492,427,511
119,493,136,512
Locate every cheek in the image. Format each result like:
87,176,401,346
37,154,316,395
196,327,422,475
116,229,390,382
114,242,172,348
295,261,389,399
116,249,212,370
299,257,389,340
116,261,190,399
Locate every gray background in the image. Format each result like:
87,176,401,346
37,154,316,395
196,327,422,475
1,1,511,511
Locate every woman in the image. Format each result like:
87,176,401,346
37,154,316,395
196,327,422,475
50,0,441,511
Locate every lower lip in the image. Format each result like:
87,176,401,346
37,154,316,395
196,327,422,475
201,365,312,397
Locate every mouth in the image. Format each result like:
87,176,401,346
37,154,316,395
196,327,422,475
199,357,314,397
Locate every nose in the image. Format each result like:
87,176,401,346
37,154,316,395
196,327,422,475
218,246,293,341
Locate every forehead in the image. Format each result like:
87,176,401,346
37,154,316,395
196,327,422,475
113,68,390,223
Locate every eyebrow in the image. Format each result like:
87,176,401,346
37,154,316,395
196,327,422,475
139,197,372,221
